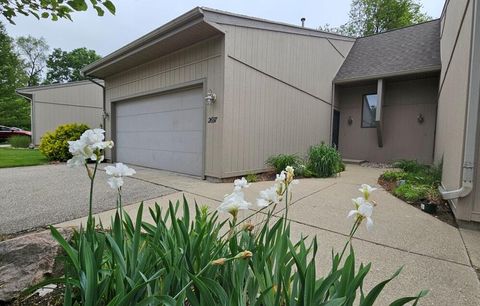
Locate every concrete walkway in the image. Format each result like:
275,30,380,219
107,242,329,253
56,164,480,305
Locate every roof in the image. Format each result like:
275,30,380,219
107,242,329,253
16,79,104,95
82,7,354,78
200,7,354,41
335,20,441,83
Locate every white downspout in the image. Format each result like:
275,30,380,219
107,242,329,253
439,0,480,200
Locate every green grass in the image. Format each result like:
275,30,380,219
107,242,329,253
0,147,48,168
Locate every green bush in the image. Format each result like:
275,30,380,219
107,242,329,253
245,173,258,183
393,160,428,173
381,170,407,182
266,153,302,174
8,135,31,148
307,143,344,178
394,183,429,202
39,123,89,161
393,160,442,186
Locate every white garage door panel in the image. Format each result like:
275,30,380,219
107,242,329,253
116,131,203,153
115,87,204,176
116,108,203,132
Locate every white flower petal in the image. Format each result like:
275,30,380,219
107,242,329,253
67,155,86,168
347,210,358,219
107,177,124,189
256,198,270,208
366,217,374,231
234,177,250,190
218,191,251,214
358,203,373,218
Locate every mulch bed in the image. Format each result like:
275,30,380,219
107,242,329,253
378,177,457,227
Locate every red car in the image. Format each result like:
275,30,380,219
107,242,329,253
0,125,32,140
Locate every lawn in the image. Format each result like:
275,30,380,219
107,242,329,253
0,147,49,168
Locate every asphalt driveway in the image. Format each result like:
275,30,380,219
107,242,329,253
0,164,175,234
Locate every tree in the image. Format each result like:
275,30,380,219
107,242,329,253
0,0,115,24
320,0,431,37
45,47,101,83
0,22,30,129
16,35,49,86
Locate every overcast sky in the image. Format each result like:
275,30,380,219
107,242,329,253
5,0,445,56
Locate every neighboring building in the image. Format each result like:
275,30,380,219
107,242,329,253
16,80,104,145
82,2,480,225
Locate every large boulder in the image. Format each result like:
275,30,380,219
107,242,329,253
0,228,72,302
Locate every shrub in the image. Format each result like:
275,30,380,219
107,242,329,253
381,170,407,182
394,183,429,202
393,160,428,173
266,153,302,174
307,143,344,178
392,160,442,186
39,123,89,161
245,173,258,183
8,135,31,148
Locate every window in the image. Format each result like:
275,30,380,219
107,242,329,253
362,94,378,128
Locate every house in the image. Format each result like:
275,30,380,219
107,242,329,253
16,80,104,145
82,1,480,225
82,7,355,178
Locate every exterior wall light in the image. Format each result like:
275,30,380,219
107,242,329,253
417,113,424,124
204,90,217,105
348,116,353,126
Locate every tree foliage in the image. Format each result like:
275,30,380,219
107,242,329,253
0,22,30,129
45,47,101,83
320,0,432,37
0,0,116,24
16,35,49,86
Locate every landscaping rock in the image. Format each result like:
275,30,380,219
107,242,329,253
0,228,72,302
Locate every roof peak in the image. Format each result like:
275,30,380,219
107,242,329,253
200,6,355,40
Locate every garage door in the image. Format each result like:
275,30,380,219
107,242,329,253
115,87,204,176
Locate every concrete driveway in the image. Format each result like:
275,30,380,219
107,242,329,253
4,163,480,305
0,164,175,234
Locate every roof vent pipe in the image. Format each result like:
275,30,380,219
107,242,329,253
301,18,306,27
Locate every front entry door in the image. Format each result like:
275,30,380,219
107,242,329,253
332,110,340,148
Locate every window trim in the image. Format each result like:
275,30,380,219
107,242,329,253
361,93,378,128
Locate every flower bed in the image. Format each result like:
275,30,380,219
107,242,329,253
378,160,456,226
24,130,427,305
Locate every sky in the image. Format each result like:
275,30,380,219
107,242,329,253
5,0,445,57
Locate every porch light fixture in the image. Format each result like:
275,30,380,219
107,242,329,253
348,116,353,126
417,113,424,124
204,90,217,105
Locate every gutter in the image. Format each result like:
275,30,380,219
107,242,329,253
439,0,480,200
87,79,107,132
15,90,35,145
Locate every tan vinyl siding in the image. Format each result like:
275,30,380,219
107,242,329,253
338,77,439,164
30,83,103,145
221,24,353,176
104,36,225,177
435,0,473,220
